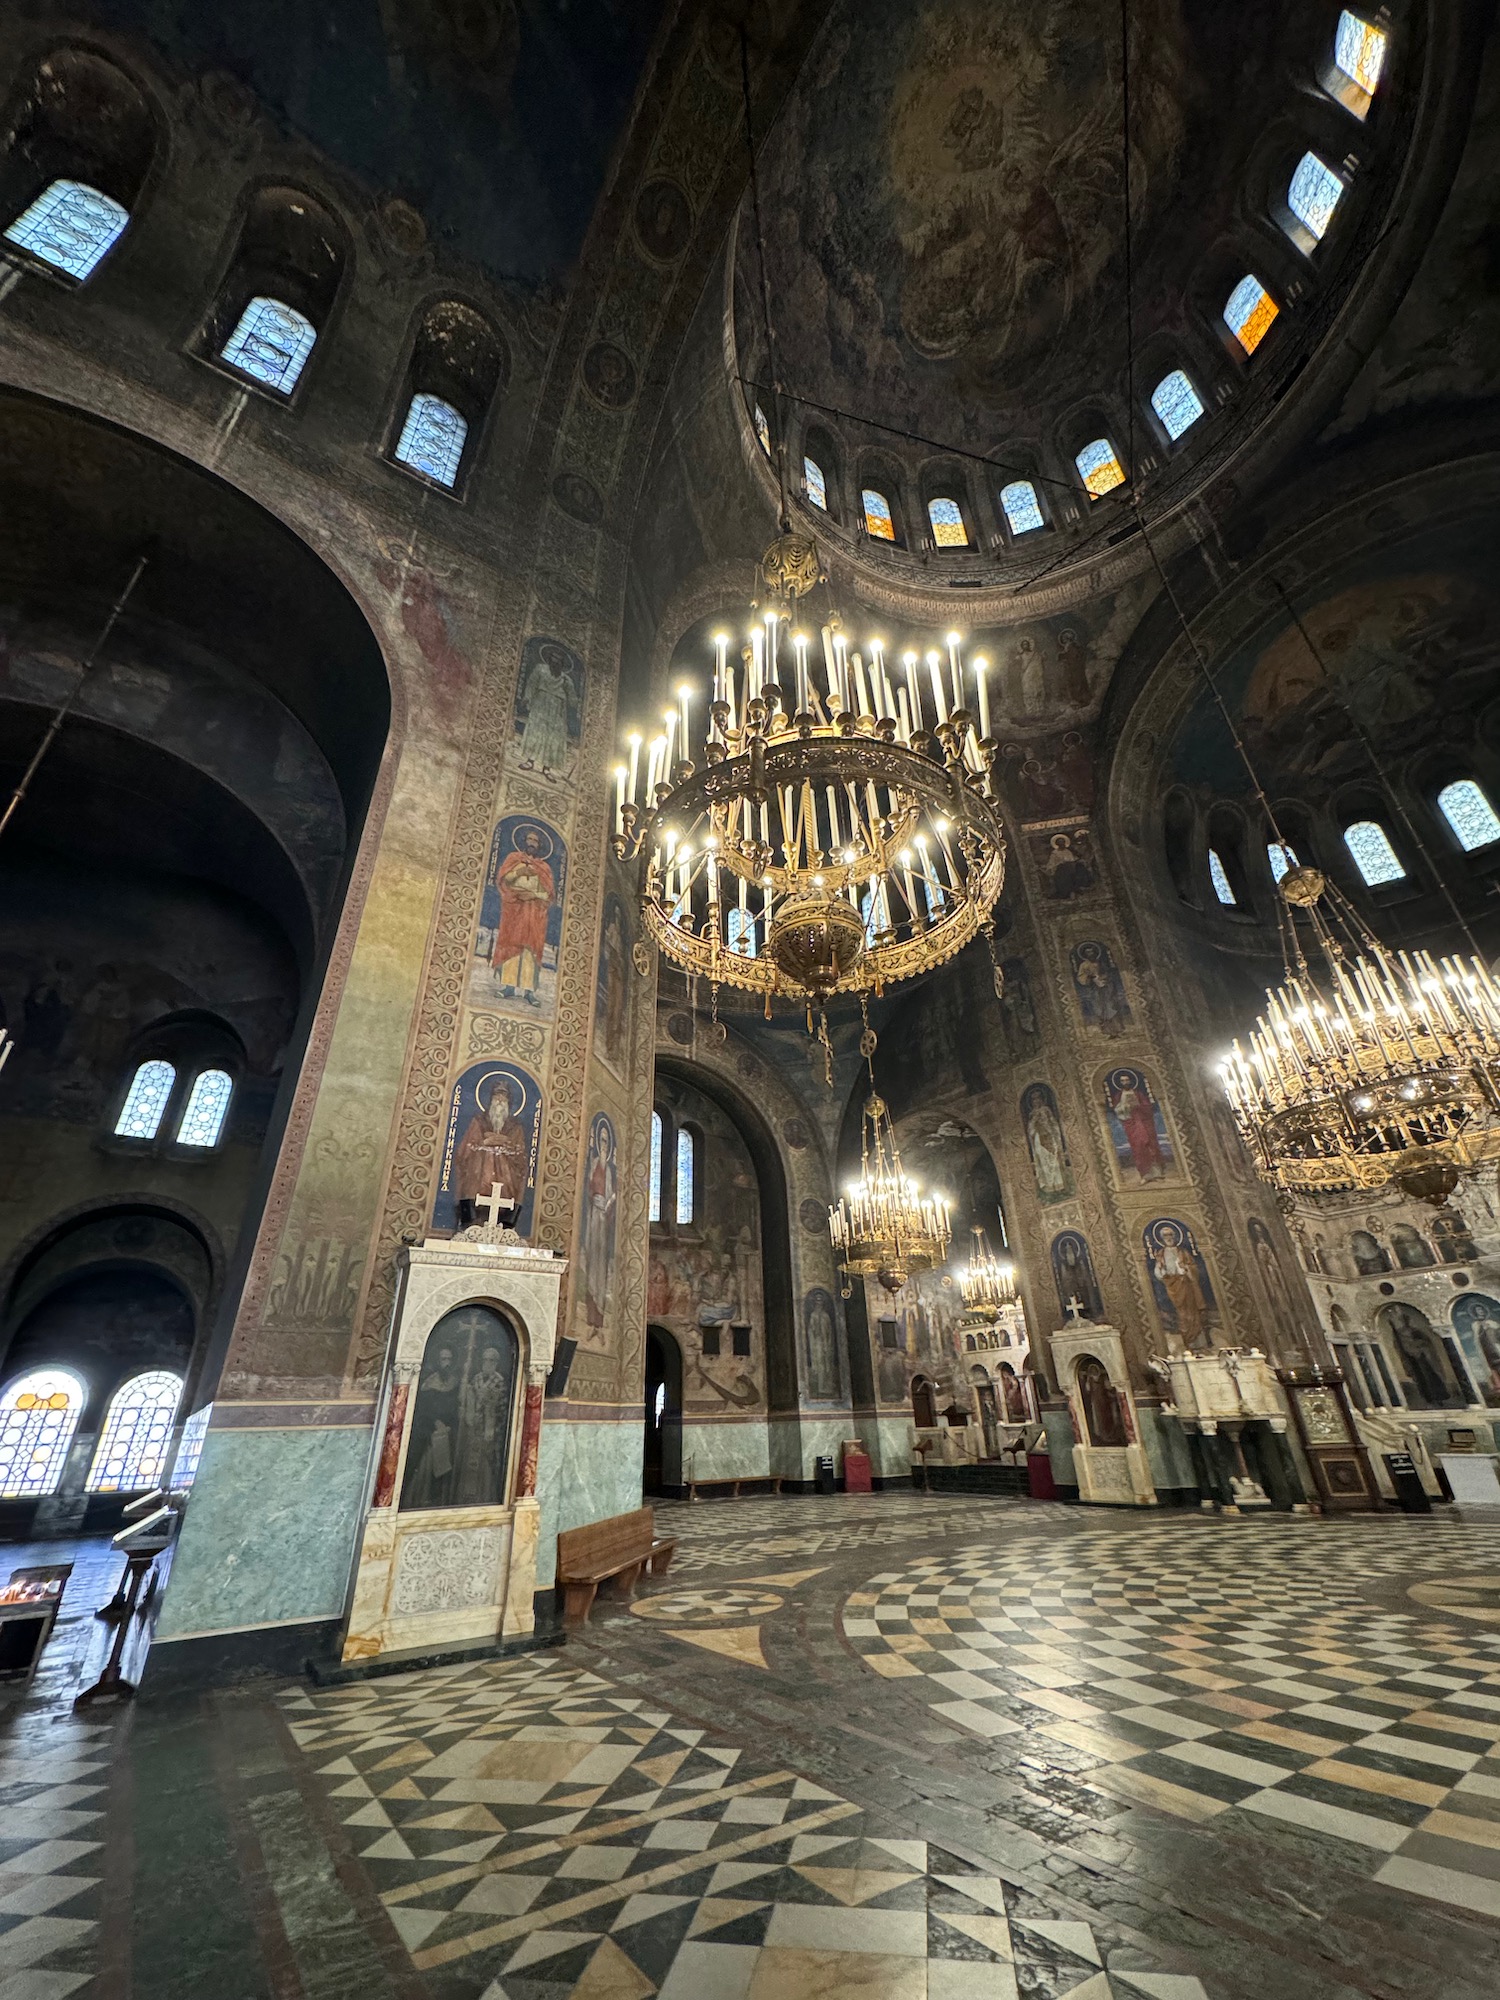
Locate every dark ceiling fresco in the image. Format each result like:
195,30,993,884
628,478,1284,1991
741,0,1302,443
72,0,669,284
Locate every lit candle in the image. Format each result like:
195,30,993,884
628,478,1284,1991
947,631,963,712
614,764,626,834
904,651,923,730
678,684,691,757
897,687,912,742
820,624,839,705
927,650,948,724
793,632,810,713
853,651,870,716
833,632,850,712
972,655,990,739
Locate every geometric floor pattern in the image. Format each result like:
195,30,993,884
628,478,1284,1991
659,1494,995,1573
841,1518,1500,1925
280,1655,1211,1998
0,1707,112,1999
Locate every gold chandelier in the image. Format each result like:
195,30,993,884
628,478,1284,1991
1220,865,1500,1204
830,1091,951,1295
612,532,1006,1034
959,1225,1018,1317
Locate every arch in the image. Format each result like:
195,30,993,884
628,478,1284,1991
1150,369,1205,442
85,1369,183,1493
1326,11,1389,118
911,1374,937,1430
925,494,969,549
176,1068,234,1148
0,1366,85,1497
200,183,349,398
802,423,841,520
399,1304,520,1510
1074,1355,1125,1447
1076,436,1126,499
675,1123,698,1225
998,478,1044,537
861,486,897,542
649,1109,664,1222
1374,1301,1468,1410
1342,818,1405,886
394,394,467,488
390,297,508,492
643,1325,683,1495
115,1058,175,1140
1437,778,1500,852
221,296,318,395
1223,274,1279,356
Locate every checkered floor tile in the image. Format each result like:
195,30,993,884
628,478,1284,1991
654,1494,993,1573
0,1709,112,1997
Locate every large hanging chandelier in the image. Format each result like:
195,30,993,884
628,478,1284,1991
959,1225,1018,1316
830,1090,951,1295
1220,865,1500,1204
612,532,1006,1041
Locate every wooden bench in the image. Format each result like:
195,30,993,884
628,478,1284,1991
684,1474,784,1502
556,1506,676,1625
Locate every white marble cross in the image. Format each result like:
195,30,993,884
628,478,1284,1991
1065,1295,1087,1324
475,1181,514,1228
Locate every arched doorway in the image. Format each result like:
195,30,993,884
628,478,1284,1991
970,1364,1000,1457
911,1374,936,1430
643,1325,683,1497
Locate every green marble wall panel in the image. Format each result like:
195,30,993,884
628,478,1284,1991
155,1426,372,1639
679,1421,771,1484
536,1419,643,1586
1137,1405,1198,1491
1043,1408,1078,1485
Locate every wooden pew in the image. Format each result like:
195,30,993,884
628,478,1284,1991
556,1506,676,1625
684,1474,784,1502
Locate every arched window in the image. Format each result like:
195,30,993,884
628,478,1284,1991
1438,779,1500,852
1224,275,1279,357
1208,849,1237,906
754,404,771,455
1268,841,1298,883
675,1126,696,1225
220,295,318,395
727,905,757,956
1287,152,1344,243
171,1404,212,1490
803,456,828,510
649,1111,664,1224
4,179,129,281
1076,438,1126,499
862,489,896,541
0,1369,85,1498
1343,820,1405,885
85,1371,183,1493
1151,370,1205,441
1331,12,1388,115
115,1059,176,1140
393,392,468,488
927,496,968,547
999,480,1044,536
176,1069,233,1148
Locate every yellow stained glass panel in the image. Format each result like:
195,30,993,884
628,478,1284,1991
928,497,967,546
1077,439,1125,499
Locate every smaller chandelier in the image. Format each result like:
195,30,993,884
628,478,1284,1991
959,1226,1018,1317
1220,866,1500,1204
830,1092,951,1294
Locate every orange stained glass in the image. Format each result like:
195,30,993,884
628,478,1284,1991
1076,438,1126,499
1336,12,1387,97
927,496,967,547
1224,275,1279,355
862,488,896,540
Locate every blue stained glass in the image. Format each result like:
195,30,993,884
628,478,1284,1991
1268,842,1298,883
0,1370,84,1498
1209,849,1237,905
727,905,758,956
1151,370,1205,441
649,1111,663,1223
1224,275,1279,355
1288,153,1344,242
86,1371,182,1493
804,457,828,510
177,1069,233,1147
755,404,771,454
1343,820,1405,885
171,1404,211,1490
1335,13,1387,98
394,393,468,487
116,1060,175,1140
5,179,129,281
1076,438,1126,498
928,496,967,546
676,1127,695,1225
1438,779,1500,852
862,489,896,540
1000,480,1044,535
221,295,318,394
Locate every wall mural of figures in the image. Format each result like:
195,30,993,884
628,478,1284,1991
471,815,566,1016
1070,941,1131,1037
1103,1066,1174,1185
996,955,1040,1058
1001,732,1095,820
1375,1301,1468,1409
435,1062,542,1236
578,1112,618,1339
1451,1292,1500,1408
513,633,583,782
802,1285,842,1401
1051,1229,1103,1323
1246,1217,1303,1340
594,891,631,1079
1021,1082,1073,1201
400,1304,519,1512
1143,1217,1217,1350
1032,826,1095,899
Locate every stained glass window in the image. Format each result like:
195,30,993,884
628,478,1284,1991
803,456,828,510
1343,820,1405,885
1076,438,1126,499
221,295,318,394
176,1069,233,1148
4,179,129,281
1334,12,1388,106
927,497,967,547
754,403,771,455
676,1127,695,1225
394,393,468,487
862,489,896,540
171,1403,211,1490
999,480,1044,535
1268,841,1298,883
1438,779,1500,852
116,1060,175,1140
727,905,757,956
1288,153,1344,243
0,1370,84,1498
86,1371,183,1493
1224,275,1279,356
649,1111,663,1223
1151,370,1205,441
1209,849,1237,905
